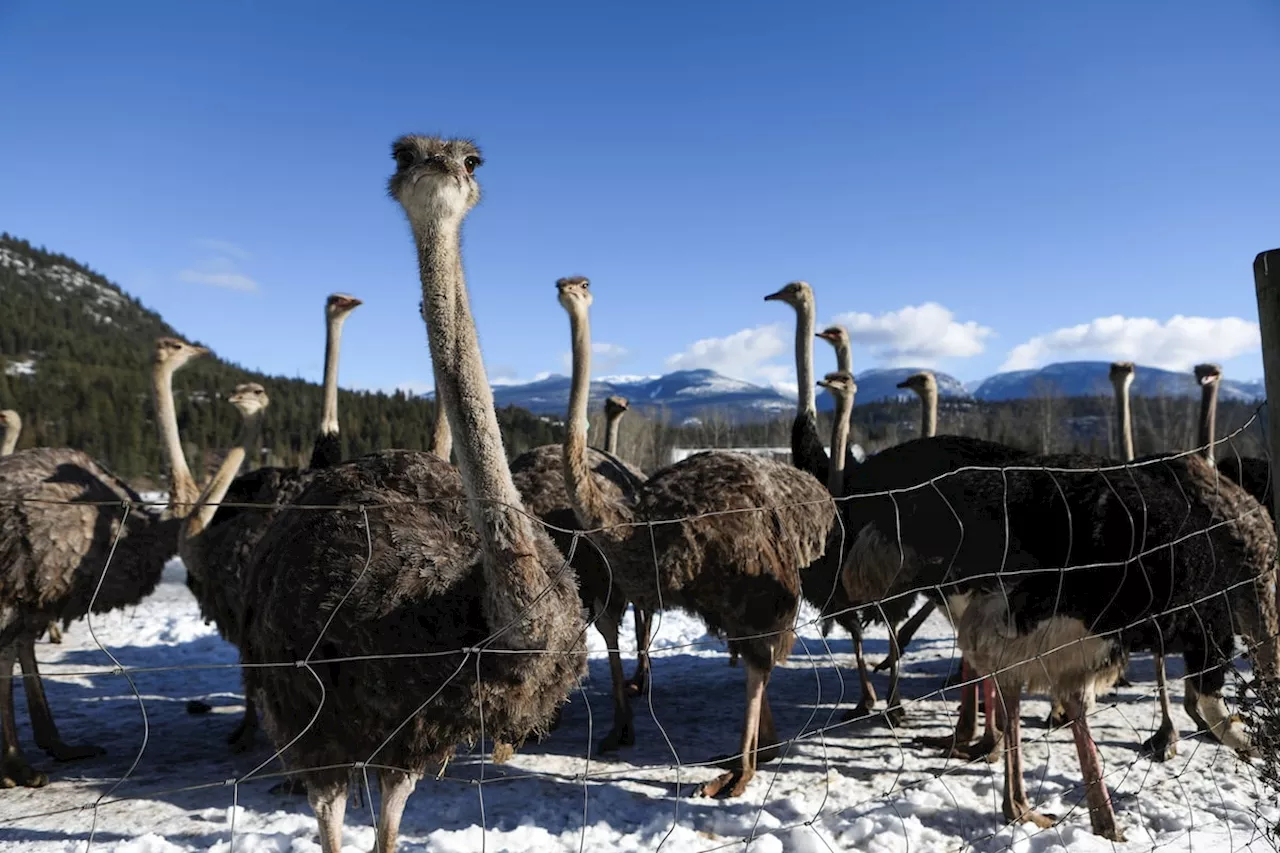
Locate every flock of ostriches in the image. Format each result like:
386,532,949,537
1,136,1278,852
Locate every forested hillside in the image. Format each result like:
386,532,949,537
0,233,560,487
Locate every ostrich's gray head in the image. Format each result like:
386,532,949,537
556,275,593,312
896,371,937,393
1109,361,1136,387
763,280,813,308
1194,363,1222,387
325,293,363,319
228,382,269,417
387,135,483,226
604,396,629,418
817,370,857,403
154,337,210,370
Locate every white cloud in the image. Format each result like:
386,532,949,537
560,341,630,374
194,238,252,261
181,240,259,292
664,323,787,378
1000,314,1260,372
178,268,258,292
831,303,993,366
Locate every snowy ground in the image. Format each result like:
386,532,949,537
0,557,1276,852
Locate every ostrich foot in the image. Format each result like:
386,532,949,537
841,701,876,723
43,740,105,762
597,721,635,753
881,703,905,727
1004,802,1057,830
1114,674,1132,689
46,624,63,645
695,767,754,799
1040,706,1069,729
1,752,47,788
269,777,308,796
1140,725,1178,762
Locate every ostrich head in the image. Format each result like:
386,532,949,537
1194,363,1222,387
228,382,269,417
896,371,937,394
325,293,363,319
556,275,592,312
154,337,209,370
387,135,483,227
604,396,629,418
763,280,813,308
1109,361,1135,388
816,325,849,348
817,370,857,402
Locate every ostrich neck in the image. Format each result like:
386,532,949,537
1199,382,1218,464
319,314,347,436
428,361,453,462
604,413,622,456
564,303,634,533
919,388,937,438
0,423,17,456
1112,381,1134,462
152,363,197,515
415,219,551,643
834,343,851,375
827,395,853,495
184,410,261,539
794,302,816,417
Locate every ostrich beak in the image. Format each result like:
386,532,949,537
895,379,910,389
763,287,787,302
193,345,211,356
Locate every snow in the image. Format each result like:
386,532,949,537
0,558,1274,851
4,359,35,377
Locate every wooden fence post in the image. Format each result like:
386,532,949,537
1253,249,1280,529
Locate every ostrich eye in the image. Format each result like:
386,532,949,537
464,155,481,174
393,148,415,170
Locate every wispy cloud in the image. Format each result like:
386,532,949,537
180,241,259,292
194,238,252,261
1000,314,1260,372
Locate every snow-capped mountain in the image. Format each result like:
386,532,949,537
479,360,1264,423
972,361,1265,403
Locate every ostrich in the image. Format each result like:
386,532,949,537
237,136,587,853
602,395,653,696
559,274,834,796
0,336,207,787
0,410,19,457
1207,363,1273,508
768,286,895,721
1106,362,1138,694
842,446,1278,839
509,393,647,752
0,413,61,646
179,293,361,752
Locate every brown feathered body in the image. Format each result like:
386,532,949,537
182,465,313,650
1218,455,1273,516
593,451,835,671
0,448,179,639
510,445,644,626
239,450,588,794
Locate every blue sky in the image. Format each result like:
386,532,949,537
2,1,1278,397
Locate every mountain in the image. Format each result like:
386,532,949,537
972,361,1265,403
489,369,795,424
0,233,558,482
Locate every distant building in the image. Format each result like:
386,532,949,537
667,444,867,466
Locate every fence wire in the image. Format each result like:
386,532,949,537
0,409,1278,852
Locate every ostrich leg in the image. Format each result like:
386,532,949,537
45,622,63,644
876,599,936,672
375,769,418,853
842,620,878,720
1140,652,1179,761
997,678,1055,830
0,644,45,787
309,781,348,853
595,607,636,752
18,635,105,760
918,658,979,755
625,607,651,696
1064,691,1125,841
696,663,766,798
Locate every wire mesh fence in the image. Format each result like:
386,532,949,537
0,409,1278,852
